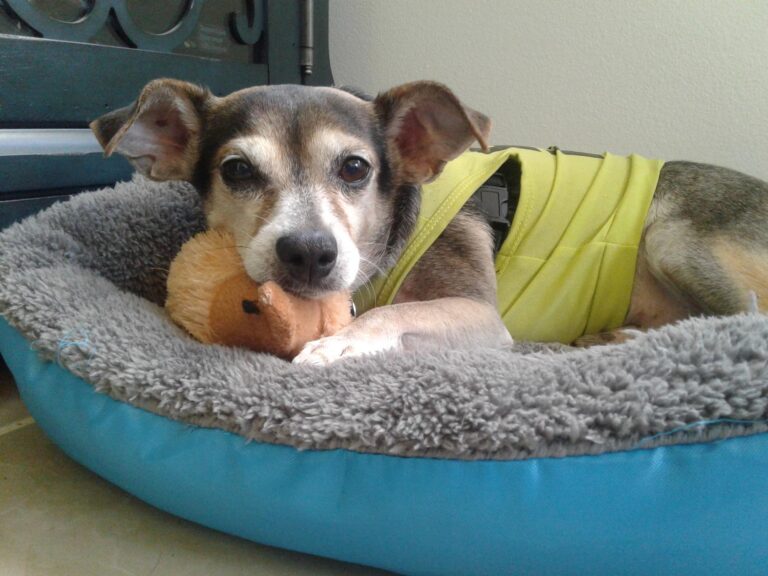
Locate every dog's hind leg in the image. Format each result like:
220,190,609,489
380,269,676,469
576,161,768,347
710,238,768,312
574,225,755,348
642,161,768,315
640,221,751,316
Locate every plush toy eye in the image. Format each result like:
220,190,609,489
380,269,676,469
221,158,254,182
339,156,370,183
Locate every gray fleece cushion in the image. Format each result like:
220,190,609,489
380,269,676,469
1,175,767,460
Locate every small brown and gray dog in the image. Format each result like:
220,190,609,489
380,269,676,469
91,78,768,364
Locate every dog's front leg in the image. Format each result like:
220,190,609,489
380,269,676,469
293,297,512,365
295,206,508,365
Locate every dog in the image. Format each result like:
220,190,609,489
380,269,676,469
90,78,768,364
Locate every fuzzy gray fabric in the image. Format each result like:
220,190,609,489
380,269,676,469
1,175,767,460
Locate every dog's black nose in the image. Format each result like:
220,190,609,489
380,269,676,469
276,230,338,283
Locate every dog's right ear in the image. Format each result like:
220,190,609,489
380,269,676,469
90,79,210,181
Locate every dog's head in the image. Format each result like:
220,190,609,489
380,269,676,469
91,79,489,298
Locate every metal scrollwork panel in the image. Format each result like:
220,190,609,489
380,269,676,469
110,1,203,52
3,0,112,42
230,0,263,45
0,0,264,60
0,0,333,127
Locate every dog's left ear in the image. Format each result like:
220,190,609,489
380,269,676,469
90,78,210,181
374,81,491,183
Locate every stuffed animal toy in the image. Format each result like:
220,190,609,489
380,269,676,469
166,230,353,359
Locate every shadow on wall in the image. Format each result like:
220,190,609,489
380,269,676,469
330,0,768,180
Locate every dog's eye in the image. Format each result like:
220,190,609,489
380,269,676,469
339,156,370,183
221,158,254,182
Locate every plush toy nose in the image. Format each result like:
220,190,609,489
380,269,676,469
276,230,338,283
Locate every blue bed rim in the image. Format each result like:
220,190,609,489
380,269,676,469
2,316,767,576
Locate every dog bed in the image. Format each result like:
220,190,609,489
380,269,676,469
1,175,767,576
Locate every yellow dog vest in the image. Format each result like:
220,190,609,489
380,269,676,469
354,147,664,343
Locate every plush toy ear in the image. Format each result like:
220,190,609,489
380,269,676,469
374,81,491,183
90,78,210,181
255,282,297,348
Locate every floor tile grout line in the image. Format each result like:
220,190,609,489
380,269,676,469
0,416,36,437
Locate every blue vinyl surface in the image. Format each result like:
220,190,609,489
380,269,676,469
1,316,767,576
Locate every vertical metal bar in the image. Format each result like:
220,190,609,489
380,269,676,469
300,0,314,80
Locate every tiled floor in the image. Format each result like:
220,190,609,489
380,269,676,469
0,362,390,576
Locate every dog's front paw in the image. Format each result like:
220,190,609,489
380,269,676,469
293,332,398,365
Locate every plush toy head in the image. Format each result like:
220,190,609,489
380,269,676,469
166,230,353,359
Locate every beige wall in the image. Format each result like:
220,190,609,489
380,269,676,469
330,0,768,180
